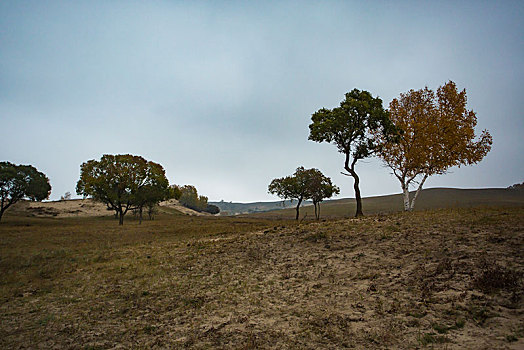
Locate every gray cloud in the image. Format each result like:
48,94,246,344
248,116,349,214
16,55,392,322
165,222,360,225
1,1,522,202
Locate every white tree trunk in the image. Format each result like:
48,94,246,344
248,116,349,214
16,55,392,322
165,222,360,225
409,174,429,211
402,184,411,211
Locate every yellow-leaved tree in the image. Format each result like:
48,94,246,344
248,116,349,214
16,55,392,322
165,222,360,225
375,81,493,211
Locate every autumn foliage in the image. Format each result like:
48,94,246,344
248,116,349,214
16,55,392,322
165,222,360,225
375,81,492,211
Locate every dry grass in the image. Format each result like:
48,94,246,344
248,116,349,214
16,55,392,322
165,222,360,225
249,187,524,219
1,207,523,349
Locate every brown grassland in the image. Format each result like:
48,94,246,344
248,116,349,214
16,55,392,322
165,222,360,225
1,205,523,349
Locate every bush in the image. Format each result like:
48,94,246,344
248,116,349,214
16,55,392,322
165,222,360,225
473,257,522,293
203,204,220,215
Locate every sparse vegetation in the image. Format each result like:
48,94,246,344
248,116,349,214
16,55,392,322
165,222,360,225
1,207,522,348
472,256,523,294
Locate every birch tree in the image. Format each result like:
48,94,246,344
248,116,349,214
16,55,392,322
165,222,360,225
375,81,492,211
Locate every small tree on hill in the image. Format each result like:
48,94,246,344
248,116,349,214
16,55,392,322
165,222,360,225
0,161,52,222
374,81,492,211
134,164,169,223
308,169,340,220
76,154,169,225
268,166,314,221
309,89,396,217
179,185,208,212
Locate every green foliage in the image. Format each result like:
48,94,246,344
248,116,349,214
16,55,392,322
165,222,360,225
268,167,338,220
0,161,51,222
268,167,312,220
308,169,340,220
168,185,182,200
308,89,395,217
203,204,220,215
179,185,208,212
76,154,169,225
309,89,392,156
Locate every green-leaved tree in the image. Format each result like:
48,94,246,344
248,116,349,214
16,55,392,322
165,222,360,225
308,169,340,220
309,89,396,217
76,154,169,225
179,185,208,212
0,161,51,222
268,167,337,220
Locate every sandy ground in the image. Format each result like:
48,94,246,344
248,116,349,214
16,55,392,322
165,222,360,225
12,198,206,218
159,199,210,216
1,208,521,349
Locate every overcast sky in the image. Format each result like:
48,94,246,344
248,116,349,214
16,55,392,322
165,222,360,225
1,1,522,202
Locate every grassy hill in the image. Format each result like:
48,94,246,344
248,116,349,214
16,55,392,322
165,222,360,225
247,187,524,219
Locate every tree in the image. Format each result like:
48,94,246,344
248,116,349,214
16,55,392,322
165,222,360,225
60,191,72,200
309,89,395,217
307,169,340,220
76,154,169,225
375,81,492,211
134,163,170,223
268,166,313,221
203,204,220,215
168,185,182,200
0,161,51,222
179,185,208,212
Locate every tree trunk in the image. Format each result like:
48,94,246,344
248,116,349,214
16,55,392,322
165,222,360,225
139,206,143,224
295,197,302,221
118,210,124,225
313,201,318,220
353,175,363,217
409,174,429,211
401,183,411,211
0,198,9,222
345,152,363,217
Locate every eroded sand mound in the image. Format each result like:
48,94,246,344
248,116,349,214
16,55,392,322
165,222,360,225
13,199,206,218
158,199,210,216
15,199,110,218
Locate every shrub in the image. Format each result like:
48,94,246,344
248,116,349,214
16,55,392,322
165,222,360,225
473,257,523,293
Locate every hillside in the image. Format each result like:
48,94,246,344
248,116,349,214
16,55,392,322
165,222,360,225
248,187,524,219
7,198,206,219
210,199,312,215
0,208,522,348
